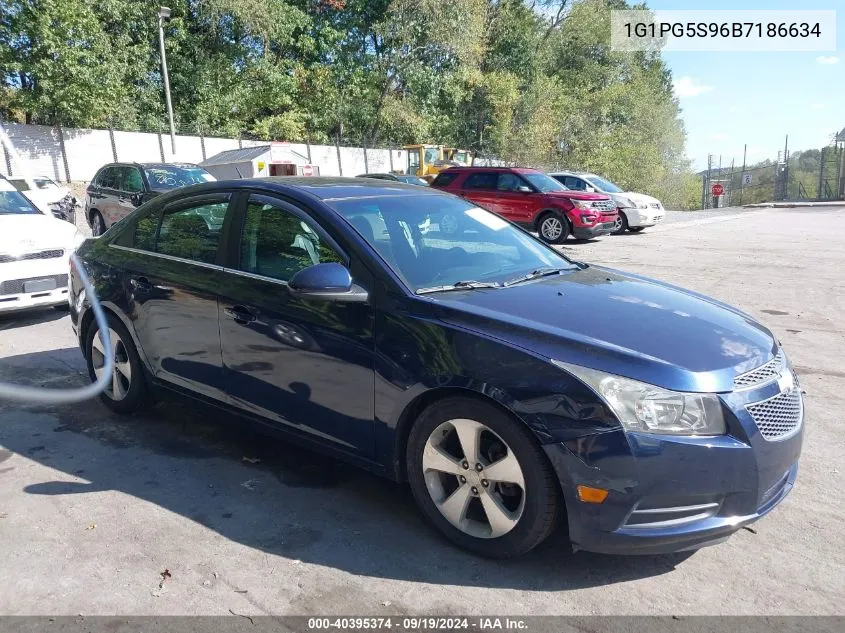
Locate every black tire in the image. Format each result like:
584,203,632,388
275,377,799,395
536,212,570,244
52,303,70,311
84,313,147,414
406,396,562,558
611,212,629,235
90,210,106,237
628,226,646,233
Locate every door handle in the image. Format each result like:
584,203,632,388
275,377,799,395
224,305,256,324
130,276,152,292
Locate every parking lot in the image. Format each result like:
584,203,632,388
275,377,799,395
0,206,843,616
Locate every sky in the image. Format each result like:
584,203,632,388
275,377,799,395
644,0,844,170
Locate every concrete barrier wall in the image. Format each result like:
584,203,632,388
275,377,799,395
1,123,412,183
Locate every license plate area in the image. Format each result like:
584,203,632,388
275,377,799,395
23,279,57,293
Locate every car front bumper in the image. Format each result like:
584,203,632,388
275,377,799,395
623,207,664,228
542,384,803,555
572,220,617,239
0,258,71,313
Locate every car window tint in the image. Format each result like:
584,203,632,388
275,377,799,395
134,210,160,251
497,173,522,191
239,197,343,282
432,172,458,187
124,167,144,193
97,168,116,189
564,176,586,190
156,200,228,264
463,172,497,190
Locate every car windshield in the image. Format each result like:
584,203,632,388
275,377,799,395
521,172,569,193
586,175,623,193
327,194,578,292
33,177,58,190
144,166,215,190
0,181,41,215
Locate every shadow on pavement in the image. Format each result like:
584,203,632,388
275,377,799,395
0,306,69,331
0,348,693,592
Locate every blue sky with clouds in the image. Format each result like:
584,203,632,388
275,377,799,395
644,0,844,169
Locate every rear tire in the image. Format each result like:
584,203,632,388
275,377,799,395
629,226,646,233
84,313,147,414
537,212,569,244
406,397,561,558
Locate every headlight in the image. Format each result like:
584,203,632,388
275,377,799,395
616,196,635,208
572,200,591,210
638,203,648,209
552,361,726,436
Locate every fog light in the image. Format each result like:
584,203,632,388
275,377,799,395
576,485,609,504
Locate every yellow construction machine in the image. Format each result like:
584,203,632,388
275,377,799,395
403,144,473,182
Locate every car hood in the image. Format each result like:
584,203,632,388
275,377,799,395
614,191,662,207
427,265,775,393
0,213,79,250
545,190,610,201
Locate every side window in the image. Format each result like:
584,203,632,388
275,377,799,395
432,171,458,187
564,176,586,191
123,167,144,193
157,199,229,264
134,209,160,251
97,167,116,189
464,172,497,190
496,173,522,191
239,197,343,282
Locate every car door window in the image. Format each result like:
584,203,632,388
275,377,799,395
496,173,523,192
98,167,118,189
156,198,229,264
463,172,498,190
564,176,587,191
238,197,343,282
122,167,144,193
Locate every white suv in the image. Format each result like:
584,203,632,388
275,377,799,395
549,171,664,234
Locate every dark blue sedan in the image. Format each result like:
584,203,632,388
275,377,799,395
69,178,803,558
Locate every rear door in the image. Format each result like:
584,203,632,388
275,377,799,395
458,172,499,214
89,166,119,227
217,193,376,457
113,192,234,400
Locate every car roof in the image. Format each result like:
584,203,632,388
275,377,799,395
158,177,447,203
441,166,541,174
99,162,202,169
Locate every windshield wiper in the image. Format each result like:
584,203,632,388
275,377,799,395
416,280,501,295
503,267,571,287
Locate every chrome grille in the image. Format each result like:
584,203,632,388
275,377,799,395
746,386,803,441
0,274,68,296
734,350,785,389
591,199,617,211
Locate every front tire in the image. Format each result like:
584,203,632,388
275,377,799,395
611,212,629,235
537,212,569,244
84,314,147,414
406,397,561,558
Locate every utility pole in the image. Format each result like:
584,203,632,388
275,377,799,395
739,143,747,205
158,6,176,154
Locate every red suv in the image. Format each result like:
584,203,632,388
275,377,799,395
431,167,618,243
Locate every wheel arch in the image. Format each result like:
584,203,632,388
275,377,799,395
533,207,571,232
391,385,552,483
79,301,152,372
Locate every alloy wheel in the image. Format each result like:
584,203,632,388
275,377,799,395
92,213,104,237
612,216,623,232
540,216,563,241
90,327,132,401
422,418,526,539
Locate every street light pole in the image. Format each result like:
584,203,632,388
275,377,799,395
157,6,176,154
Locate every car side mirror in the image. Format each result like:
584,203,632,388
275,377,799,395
289,263,368,303
517,185,532,193
131,192,143,205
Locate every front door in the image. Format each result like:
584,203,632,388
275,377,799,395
121,193,233,400
493,172,536,223
217,193,376,457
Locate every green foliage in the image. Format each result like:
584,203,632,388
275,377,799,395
1,0,702,207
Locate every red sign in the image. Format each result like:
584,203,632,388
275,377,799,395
711,183,725,196
302,164,314,177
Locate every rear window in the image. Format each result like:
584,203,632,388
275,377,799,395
144,166,215,191
432,172,459,187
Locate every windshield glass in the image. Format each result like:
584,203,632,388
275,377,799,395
0,181,41,215
327,194,577,291
400,176,430,186
144,166,215,190
521,172,569,193
33,177,58,190
586,175,623,193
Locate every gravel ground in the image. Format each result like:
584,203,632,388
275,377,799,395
0,205,843,616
